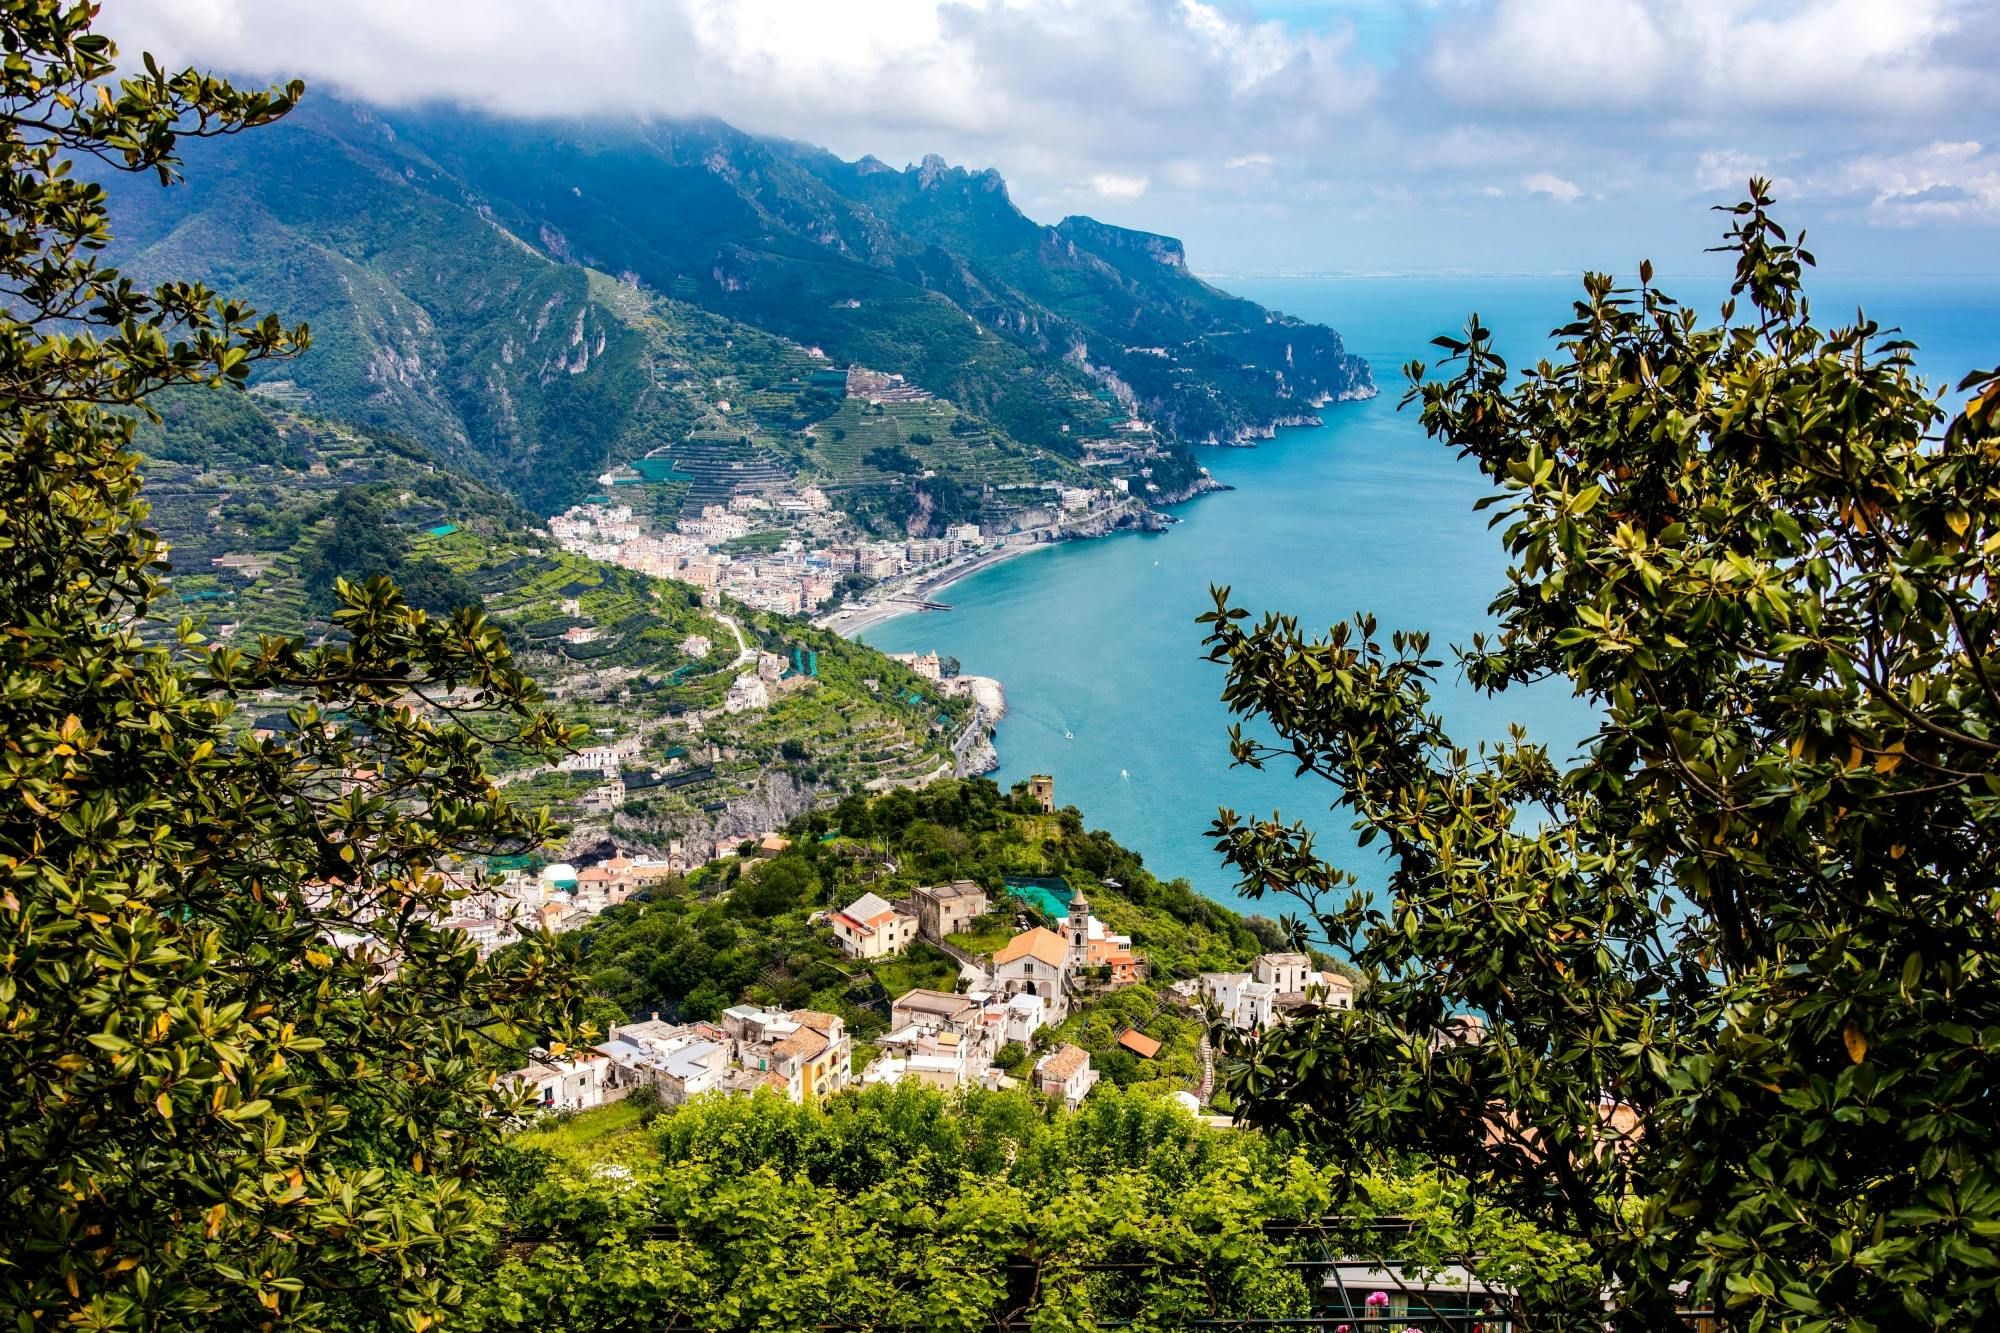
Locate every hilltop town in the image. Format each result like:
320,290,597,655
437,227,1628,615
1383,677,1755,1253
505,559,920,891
497,777,1356,1120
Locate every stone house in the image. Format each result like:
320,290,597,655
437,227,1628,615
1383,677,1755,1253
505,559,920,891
1034,1043,1098,1110
910,879,989,944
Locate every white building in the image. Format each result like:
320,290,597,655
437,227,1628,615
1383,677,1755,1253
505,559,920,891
830,891,916,960
992,926,1070,1025
596,1019,730,1106
1202,954,1357,1032
1034,1043,1098,1110
504,1052,612,1112
723,673,770,713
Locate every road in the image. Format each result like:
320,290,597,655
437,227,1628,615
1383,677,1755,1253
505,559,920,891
713,608,755,668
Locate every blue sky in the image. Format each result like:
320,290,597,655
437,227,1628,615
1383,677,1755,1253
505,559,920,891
120,1,2000,279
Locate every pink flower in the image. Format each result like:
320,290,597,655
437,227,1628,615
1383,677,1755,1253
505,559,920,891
1366,1290,1390,1307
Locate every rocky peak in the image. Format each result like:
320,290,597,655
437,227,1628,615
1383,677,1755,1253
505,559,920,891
1056,215,1188,271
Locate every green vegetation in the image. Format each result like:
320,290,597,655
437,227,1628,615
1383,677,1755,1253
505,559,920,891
132,391,969,825
0,20,581,1329
555,779,1261,1069
468,1084,1592,1330
105,91,1368,522
1205,189,2000,1327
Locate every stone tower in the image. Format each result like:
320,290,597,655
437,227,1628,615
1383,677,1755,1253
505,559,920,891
1028,774,1054,812
1066,891,1091,968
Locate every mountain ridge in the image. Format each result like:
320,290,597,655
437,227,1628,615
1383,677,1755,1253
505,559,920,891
104,92,1370,516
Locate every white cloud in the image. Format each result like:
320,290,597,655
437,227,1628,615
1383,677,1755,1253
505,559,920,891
1832,140,2000,225
93,0,2000,271
1521,172,1581,203
1426,0,1981,117
106,1,1374,197
1695,148,1791,196
1089,172,1152,200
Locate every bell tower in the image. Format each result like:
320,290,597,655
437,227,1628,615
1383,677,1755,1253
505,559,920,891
1066,891,1091,968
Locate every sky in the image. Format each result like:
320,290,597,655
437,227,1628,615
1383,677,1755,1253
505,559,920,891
113,1,2000,278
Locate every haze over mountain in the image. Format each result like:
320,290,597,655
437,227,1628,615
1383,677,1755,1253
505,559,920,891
108,94,1370,513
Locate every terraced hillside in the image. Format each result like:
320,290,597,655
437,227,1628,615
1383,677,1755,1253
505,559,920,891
135,398,970,851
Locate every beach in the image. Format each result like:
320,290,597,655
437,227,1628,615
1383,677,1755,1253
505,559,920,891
817,539,1044,640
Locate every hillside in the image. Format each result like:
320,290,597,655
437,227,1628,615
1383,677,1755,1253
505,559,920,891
555,777,1292,1095
103,94,1370,518
137,396,972,854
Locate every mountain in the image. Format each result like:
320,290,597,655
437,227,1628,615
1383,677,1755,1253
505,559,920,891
105,94,1371,515
136,394,972,854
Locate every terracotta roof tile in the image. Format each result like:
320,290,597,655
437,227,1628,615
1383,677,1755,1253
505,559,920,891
994,926,1068,968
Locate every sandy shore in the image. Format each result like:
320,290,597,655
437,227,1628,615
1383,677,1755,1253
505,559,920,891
819,540,1043,640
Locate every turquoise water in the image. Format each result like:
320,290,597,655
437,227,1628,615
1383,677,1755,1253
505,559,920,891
864,275,2000,905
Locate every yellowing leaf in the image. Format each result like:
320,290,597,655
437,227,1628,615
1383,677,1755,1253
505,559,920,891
1842,1020,1868,1064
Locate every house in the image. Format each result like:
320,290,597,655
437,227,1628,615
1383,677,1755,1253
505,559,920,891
1316,972,1357,1010
1252,952,1315,995
966,987,1047,1044
723,1005,853,1102
910,879,989,944
992,926,1070,1024
756,833,792,858
445,915,508,957
891,988,982,1031
1034,1043,1098,1110
766,1010,852,1101
723,674,769,713
1117,1029,1162,1060
1203,953,1348,1032
504,1051,611,1112
864,1022,986,1089
596,1018,729,1106
1199,971,1276,1033
830,891,916,959
580,777,626,813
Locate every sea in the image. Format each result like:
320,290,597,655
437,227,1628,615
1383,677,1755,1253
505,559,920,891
863,273,2000,907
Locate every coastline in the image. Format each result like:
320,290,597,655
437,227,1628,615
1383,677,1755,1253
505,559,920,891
818,539,1045,641
825,478,1236,643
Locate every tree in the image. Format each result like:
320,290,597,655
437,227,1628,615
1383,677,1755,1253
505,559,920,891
0,8,583,1327
1202,185,2000,1327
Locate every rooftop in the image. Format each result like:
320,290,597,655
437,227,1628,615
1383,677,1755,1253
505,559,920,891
994,926,1069,968
1117,1030,1162,1059
1037,1043,1091,1082
837,890,901,927
916,879,986,902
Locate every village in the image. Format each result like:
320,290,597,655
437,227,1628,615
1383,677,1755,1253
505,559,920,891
502,779,1356,1120
548,487,999,619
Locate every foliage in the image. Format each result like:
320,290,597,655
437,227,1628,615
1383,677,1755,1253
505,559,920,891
471,1085,1331,1332
1202,185,2000,1327
0,10,582,1327
554,779,1262,1051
